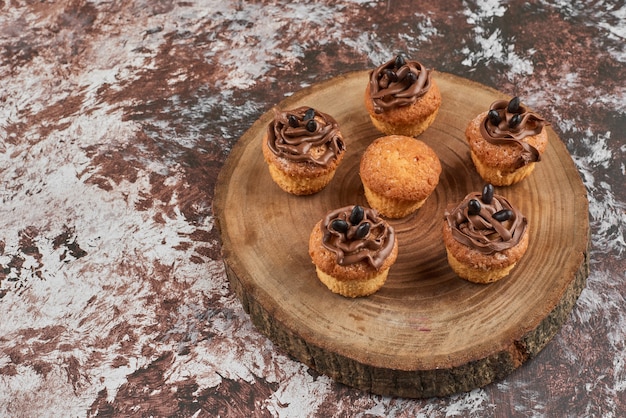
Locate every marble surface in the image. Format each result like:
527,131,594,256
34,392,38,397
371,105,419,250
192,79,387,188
0,1,624,416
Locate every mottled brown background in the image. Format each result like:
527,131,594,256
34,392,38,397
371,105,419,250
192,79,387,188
0,1,624,417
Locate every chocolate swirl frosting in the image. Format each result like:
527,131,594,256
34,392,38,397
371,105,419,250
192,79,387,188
321,205,395,269
266,106,344,167
368,55,433,113
444,185,527,254
479,97,548,166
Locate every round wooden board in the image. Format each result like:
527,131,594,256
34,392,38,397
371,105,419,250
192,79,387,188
213,71,589,398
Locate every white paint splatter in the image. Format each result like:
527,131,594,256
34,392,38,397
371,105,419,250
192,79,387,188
409,13,440,43
343,32,390,66
460,2,534,75
442,389,495,417
265,367,335,418
463,0,507,24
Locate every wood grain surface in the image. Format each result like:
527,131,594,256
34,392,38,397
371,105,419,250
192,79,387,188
213,71,589,398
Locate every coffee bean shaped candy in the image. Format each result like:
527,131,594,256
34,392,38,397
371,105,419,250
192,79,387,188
493,209,513,222
330,219,349,234
306,119,317,132
354,222,371,240
287,114,299,128
481,184,494,204
468,199,482,216
507,97,521,113
487,109,501,125
303,108,316,121
405,71,418,84
384,69,398,82
349,205,364,225
394,54,406,69
508,114,522,128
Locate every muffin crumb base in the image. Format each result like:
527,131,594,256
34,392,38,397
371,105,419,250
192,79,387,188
316,266,390,297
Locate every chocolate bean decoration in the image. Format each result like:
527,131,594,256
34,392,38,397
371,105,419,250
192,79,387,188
331,219,349,233
394,54,406,68
493,209,513,222
481,184,494,204
349,205,364,225
487,109,501,125
384,69,398,82
306,119,317,132
354,222,371,240
303,107,316,120
507,96,521,113
468,199,482,216
508,114,522,128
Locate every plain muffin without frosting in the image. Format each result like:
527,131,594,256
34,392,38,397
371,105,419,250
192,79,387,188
359,135,441,218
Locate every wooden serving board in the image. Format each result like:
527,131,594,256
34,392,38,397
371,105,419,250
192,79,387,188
213,71,589,398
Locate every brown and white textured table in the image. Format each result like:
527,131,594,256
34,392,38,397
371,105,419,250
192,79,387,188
0,1,624,417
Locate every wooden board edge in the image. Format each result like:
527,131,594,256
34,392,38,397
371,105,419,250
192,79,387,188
220,234,589,398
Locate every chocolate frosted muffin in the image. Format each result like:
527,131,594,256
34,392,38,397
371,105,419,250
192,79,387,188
466,97,549,186
262,106,346,195
309,205,398,297
443,184,529,283
364,54,441,137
